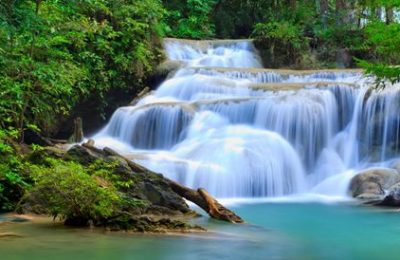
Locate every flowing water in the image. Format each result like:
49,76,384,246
93,38,400,200
4,39,400,259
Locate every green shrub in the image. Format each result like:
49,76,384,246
0,129,29,211
28,159,122,224
252,21,308,67
165,0,216,39
358,21,400,85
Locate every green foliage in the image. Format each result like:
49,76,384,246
28,159,122,222
359,60,400,86
252,20,308,67
25,156,149,223
364,21,400,62
253,21,305,50
0,0,166,134
87,159,134,190
0,129,29,211
164,0,216,39
358,21,400,84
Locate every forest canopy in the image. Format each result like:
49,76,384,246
0,0,399,136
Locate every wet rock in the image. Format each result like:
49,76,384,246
377,183,400,207
107,215,205,233
130,87,152,106
0,232,23,238
22,144,241,231
64,217,91,227
105,156,134,179
349,168,400,198
147,60,183,89
28,146,67,164
23,129,54,147
356,193,385,204
67,145,105,165
131,177,190,214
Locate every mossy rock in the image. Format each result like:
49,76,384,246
28,146,67,164
67,145,105,165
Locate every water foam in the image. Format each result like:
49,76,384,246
93,38,400,202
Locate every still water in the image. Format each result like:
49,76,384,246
1,203,399,260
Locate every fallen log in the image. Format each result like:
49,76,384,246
167,180,244,223
82,143,244,223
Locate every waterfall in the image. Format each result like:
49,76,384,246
93,38,400,199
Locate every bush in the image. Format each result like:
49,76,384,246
252,21,308,67
358,21,400,85
0,129,29,211
165,0,216,39
28,159,122,225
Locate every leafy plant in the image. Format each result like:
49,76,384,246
252,20,308,67
358,21,400,85
0,129,29,211
0,0,166,136
28,159,122,223
165,0,216,39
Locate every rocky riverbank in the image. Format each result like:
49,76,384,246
11,142,242,233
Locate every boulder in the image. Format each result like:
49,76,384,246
377,183,400,207
147,60,183,89
105,156,134,179
23,144,243,230
356,193,385,204
66,145,105,165
23,129,53,146
28,146,67,164
349,168,400,199
130,175,191,214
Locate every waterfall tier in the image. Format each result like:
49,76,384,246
93,38,400,199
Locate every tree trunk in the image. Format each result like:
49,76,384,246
336,0,348,24
167,181,244,223
386,7,394,24
69,117,84,143
319,0,329,28
375,7,382,21
35,0,42,14
287,0,296,11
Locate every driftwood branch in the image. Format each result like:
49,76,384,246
83,140,244,223
167,180,244,223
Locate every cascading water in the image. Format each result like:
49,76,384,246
93,38,400,200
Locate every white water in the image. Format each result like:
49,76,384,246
93,39,400,201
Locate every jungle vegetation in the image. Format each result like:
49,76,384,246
0,0,399,216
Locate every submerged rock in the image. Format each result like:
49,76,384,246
349,168,400,200
106,215,205,233
0,232,23,238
